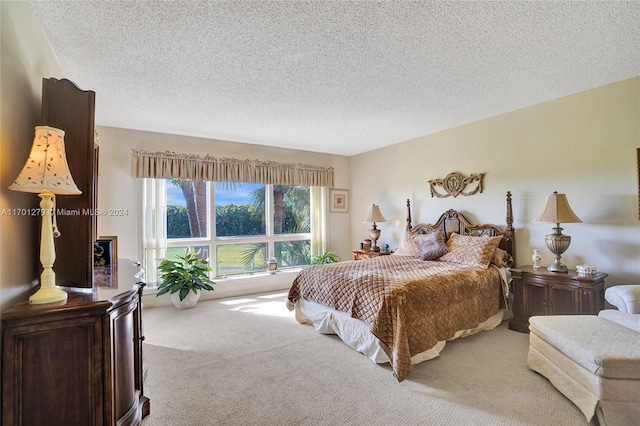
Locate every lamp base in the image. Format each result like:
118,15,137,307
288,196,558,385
31,191,68,304
547,261,569,273
545,228,571,274
29,285,68,304
369,226,381,253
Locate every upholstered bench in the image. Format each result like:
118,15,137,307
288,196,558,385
527,315,640,426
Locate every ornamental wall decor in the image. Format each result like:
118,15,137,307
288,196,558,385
428,172,484,198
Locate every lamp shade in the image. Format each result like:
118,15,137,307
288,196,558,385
533,191,581,224
9,126,81,195
364,204,387,223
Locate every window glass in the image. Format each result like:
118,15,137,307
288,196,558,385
216,243,267,277
166,246,210,262
215,183,265,237
155,179,315,280
273,185,310,235
275,240,311,267
166,180,208,238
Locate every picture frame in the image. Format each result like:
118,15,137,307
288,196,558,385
94,235,118,266
329,189,349,213
637,148,639,221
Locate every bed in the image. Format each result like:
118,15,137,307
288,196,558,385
286,192,516,382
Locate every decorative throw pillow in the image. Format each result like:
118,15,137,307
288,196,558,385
393,231,448,260
438,233,503,269
415,232,449,260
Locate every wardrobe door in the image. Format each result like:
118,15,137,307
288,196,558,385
41,77,96,288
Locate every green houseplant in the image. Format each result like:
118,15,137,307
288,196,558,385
156,248,215,309
310,251,341,265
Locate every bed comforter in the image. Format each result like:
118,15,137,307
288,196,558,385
286,255,502,382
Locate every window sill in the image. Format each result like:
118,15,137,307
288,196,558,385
142,267,302,309
214,267,303,282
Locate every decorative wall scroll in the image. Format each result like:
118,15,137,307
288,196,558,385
428,172,484,198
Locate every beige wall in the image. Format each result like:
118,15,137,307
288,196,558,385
350,77,640,286
96,127,351,259
0,2,64,311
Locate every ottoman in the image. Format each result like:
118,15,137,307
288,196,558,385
527,315,640,426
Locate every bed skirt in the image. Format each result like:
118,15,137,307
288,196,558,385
295,298,508,366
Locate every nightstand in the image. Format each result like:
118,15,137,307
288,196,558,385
509,265,608,333
352,249,392,260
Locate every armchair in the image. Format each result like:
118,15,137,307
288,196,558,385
604,285,640,314
599,285,640,334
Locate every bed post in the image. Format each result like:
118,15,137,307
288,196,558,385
406,199,412,231
505,191,515,262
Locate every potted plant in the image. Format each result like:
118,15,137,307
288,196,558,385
156,248,215,309
310,251,341,265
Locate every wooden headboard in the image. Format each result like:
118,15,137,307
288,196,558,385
405,191,515,262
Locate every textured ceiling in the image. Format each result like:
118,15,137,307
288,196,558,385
30,1,640,156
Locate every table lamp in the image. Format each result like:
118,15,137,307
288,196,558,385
364,204,387,252
533,191,582,273
9,126,81,303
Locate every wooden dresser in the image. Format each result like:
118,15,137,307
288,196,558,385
1,260,150,426
509,265,607,333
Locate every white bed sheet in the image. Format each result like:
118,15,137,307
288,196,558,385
295,298,508,366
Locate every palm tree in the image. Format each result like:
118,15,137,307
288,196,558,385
193,181,207,237
240,185,310,270
175,180,200,237
239,243,266,271
249,185,310,234
171,180,207,238
274,186,286,233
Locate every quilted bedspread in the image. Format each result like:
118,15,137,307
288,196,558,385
286,255,502,382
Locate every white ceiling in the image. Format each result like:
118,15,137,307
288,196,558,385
30,1,640,156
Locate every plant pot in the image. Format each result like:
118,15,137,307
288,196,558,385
170,289,201,309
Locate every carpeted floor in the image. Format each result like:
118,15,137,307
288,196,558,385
140,291,593,426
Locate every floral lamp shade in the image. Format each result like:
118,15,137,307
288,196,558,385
9,126,81,195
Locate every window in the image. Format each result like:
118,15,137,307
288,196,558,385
146,179,315,280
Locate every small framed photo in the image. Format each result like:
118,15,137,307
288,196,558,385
329,189,349,213
94,236,118,266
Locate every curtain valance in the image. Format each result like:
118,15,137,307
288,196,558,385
131,149,334,187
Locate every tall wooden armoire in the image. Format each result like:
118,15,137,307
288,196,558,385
41,77,97,288
2,79,150,426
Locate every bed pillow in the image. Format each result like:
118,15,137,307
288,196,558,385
438,233,503,269
491,247,514,268
392,231,421,258
414,232,449,260
393,231,448,260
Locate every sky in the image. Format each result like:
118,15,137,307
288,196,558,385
166,182,262,207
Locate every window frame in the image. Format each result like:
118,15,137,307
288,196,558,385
159,179,313,279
